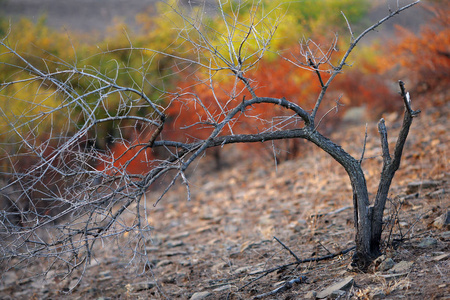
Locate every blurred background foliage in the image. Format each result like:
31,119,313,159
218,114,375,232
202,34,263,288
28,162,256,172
0,0,448,174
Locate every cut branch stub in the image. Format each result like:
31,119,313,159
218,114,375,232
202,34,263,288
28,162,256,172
399,80,421,117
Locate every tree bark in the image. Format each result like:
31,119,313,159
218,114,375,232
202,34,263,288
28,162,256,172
370,81,421,254
304,81,420,269
305,128,375,268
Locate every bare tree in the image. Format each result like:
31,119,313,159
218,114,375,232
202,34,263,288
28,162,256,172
0,0,420,286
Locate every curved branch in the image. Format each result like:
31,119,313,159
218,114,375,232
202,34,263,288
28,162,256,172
154,128,308,151
242,96,311,125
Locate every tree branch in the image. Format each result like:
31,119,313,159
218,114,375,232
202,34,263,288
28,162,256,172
310,1,420,123
153,128,309,151
371,81,421,252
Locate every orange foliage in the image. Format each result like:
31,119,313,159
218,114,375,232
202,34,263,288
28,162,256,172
334,68,398,119
161,56,328,162
96,131,156,175
165,57,321,143
382,4,450,94
332,3,450,119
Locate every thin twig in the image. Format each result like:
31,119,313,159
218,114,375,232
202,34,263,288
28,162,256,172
359,123,368,164
341,11,354,42
310,206,351,218
308,57,324,88
317,241,332,256
274,236,300,262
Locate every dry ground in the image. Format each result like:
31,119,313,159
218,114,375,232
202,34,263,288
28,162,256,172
0,93,448,299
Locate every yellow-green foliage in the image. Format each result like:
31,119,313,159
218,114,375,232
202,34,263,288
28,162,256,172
0,0,370,152
0,18,76,149
133,0,368,69
0,80,67,145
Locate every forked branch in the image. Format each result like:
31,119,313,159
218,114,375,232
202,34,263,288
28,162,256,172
309,1,420,123
371,81,421,252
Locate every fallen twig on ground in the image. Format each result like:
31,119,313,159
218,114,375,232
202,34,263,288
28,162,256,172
310,206,352,218
274,236,300,261
253,275,307,299
238,245,356,291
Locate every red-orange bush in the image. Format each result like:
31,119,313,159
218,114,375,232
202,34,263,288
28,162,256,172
96,129,157,175
383,4,449,94
164,57,322,162
334,67,398,119
166,58,321,134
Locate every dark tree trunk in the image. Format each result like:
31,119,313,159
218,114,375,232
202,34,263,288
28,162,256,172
370,81,420,255
305,128,376,268
305,81,420,269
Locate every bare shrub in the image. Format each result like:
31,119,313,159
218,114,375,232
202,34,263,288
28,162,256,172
0,0,421,288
